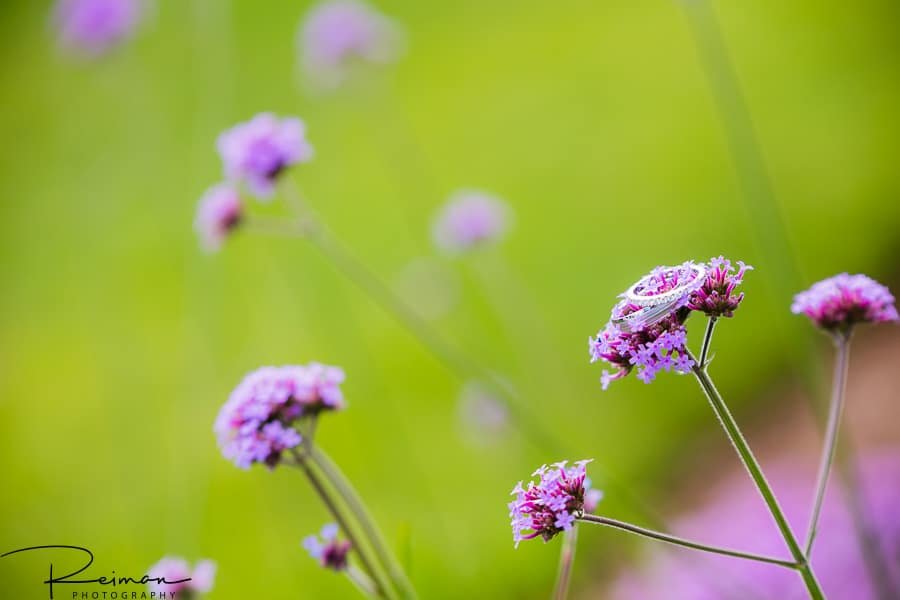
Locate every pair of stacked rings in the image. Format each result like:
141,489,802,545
611,263,707,332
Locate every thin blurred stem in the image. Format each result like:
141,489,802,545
804,330,851,555
289,448,391,599
577,514,797,569
698,317,717,368
265,181,566,455
836,447,899,600
310,446,418,600
687,351,824,599
347,566,379,598
680,0,799,297
553,527,578,600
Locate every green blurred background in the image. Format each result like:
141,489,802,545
1,0,899,598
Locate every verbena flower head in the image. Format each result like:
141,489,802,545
194,184,242,252
299,1,401,89
146,557,216,598
589,307,693,390
432,190,510,253
214,363,345,469
508,460,592,547
217,114,313,198
53,0,141,57
792,273,898,333
687,256,752,318
589,258,747,390
303,523,352,571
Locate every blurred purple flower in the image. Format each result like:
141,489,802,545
298,0,401,89
214,363,345,469
687,256,753,318
147,557,215,598
458,381,509,441
53,0,141,57
509,460,592,547
217,114,313,198
608,451,900,599
194,184,242,252
583,477,604,514
303,523,352,571
792,273,898,332
432,190,510,253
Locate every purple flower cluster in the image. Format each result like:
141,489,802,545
299,1,400,89
792,273,898,332
508,460,592,547
589,259,750,390
53,0,141,57
214,363,346,469
687,256,752,318
217,113,313,198
590,307,693,390
146,557,216,598
303,523,352,571
194,184,242,252
432,190,510,253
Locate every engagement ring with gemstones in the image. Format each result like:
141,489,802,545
611,262,707,332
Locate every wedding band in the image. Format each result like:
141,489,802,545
623,263,706,308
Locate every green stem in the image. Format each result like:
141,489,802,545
687,355,825,599
289,449,391,599
698,317,717,368
552,527,578,600
577,514,797,569
680,0,800,297
274,181,564,456
347,566,380,598
804,331,851,554
311,446,418,600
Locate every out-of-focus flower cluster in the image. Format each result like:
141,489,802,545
303,523,352,572
608,451,900,599
509,460,592,547
792,273,898,333
298,0,401,90
194,184,242,252
217,113,313,198
53,0,141,57
432,190,510,253
194,113,314,251
214,363,345,469
146,557,216,599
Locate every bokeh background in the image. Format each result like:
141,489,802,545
1,0,899,598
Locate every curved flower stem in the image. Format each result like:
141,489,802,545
804,330,851,555
686,353,825,599
552,527,578,600
289,448,393,599
698,317,717,369
311,446,419,600
577,514,797,569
